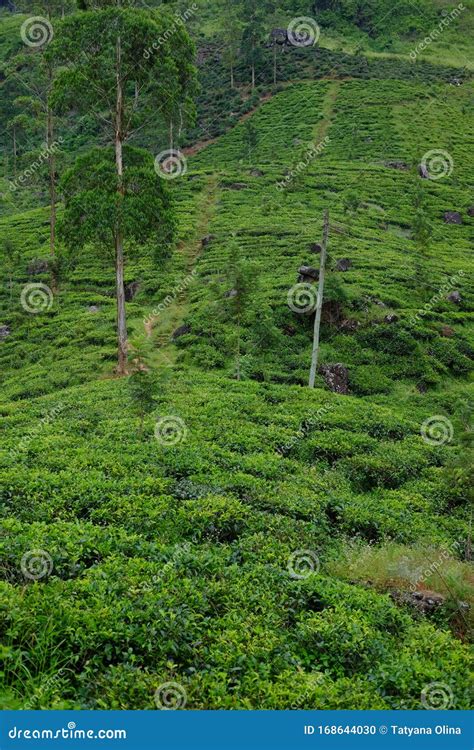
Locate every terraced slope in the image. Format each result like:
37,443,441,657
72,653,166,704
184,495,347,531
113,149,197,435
0,26,473,710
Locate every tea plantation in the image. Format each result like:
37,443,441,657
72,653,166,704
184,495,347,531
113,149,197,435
0,1,473,711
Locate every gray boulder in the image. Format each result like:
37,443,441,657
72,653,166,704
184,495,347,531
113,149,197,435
419,164,430,179
336,258,352,272
270,28,289,45
28,258,49,275
297,265,319,283
387,161,409,171
201,234,216,248
444,211,462,224
124,281,140,301
320,363,349,394
172,323,191,340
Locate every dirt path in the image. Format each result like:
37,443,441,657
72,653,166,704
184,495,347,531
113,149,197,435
313,80,340,145
138,82,338,367
183,93,273,157
183,80,344,160
143,175,218,366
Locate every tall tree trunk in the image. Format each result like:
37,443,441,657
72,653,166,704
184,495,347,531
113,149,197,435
308,210,329,388
115,228,128,375
273,43,277,86
48,109,56,257
115,33,128,375
47,66,56,258
12,125,17,178
235,318,241,381
230,58,234,89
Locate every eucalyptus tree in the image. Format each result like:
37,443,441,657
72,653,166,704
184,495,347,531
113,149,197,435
15,0,76,15
50,2,197,373
218,0,243,89
60,146,176,371
240,0,266,89
6,13,60,255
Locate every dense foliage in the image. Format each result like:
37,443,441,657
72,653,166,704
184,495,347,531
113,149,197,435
0,0,472,712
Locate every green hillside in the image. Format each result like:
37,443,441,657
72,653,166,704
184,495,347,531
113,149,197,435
0,0,473,711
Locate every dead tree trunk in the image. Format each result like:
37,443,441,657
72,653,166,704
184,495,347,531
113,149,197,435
115,33,128,375
308,209,329,388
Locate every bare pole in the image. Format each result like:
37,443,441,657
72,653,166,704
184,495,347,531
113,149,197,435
308,209,329,388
